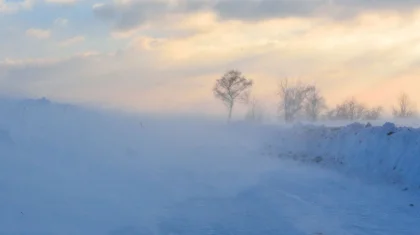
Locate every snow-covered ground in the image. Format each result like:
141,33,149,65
269,122,420,188
0,98,419,235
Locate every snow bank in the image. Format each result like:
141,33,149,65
272,122,420,188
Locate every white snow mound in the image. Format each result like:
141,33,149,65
272,122,420,188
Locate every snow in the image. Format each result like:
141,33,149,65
0,98,420,235
271,121,420,188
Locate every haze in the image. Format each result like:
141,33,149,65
2,1,420,235
2,0,420,116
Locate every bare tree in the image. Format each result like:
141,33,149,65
214,70,253,121
325,109,337,120
245,97,264,123
363,106,383,120
328,98,366,120
304,87,327,121
392,92,417,118
277,78,314,122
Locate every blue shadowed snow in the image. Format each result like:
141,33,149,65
0,98,419,235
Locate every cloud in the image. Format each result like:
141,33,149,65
54,18,69,27
92,1,163,31
0,57,61,67
214,0,323,20
93,0,420,33
25,28,51,39
59,36,85,46
95,0,326,33
214,0,420,21
92,0,210,31
45,0,78,4
0,0,34,13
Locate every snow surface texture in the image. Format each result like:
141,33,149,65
270,122,420,189
0,98,419,235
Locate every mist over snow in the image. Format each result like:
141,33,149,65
1,97,420,235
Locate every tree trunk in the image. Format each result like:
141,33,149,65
228,102,234,122
285,112,292,123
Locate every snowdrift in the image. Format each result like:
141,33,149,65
272,122,420,188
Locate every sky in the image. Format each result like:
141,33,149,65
1,0,420,116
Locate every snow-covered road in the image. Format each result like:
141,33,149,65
0,102,419,234
3,134,419,234
158,161,420,235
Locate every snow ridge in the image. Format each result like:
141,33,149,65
273,122,420,188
